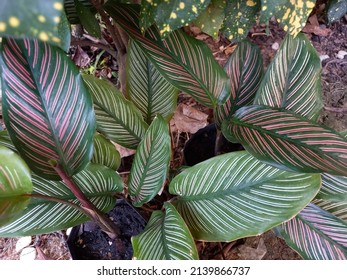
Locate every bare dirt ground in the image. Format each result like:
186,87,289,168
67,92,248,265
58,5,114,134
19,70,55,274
1,2,346,260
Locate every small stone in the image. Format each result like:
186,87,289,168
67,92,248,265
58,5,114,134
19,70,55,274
336,50,347,59
65,227,72,236
15,236,32,253
272,42,279,50
20,247,36,260
320,54,330,62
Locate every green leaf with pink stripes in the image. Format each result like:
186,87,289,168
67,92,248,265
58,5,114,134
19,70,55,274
214,40,263,126
104,2,230,108
0,38,95,180
222,105,347,176
0,145,32,226
254,33,323,121
275,203,347,260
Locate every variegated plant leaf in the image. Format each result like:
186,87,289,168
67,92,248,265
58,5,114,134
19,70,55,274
275,203,347,260
92,133,121,171
254,33,323,121
74,0,101,38
0,38,95,180
0,163,123,237
260,0,317,37
327,0,347,23
0,0,68,50
128,115,171,207
194,0,226,39
221,0,260,42
169,151,320,241
222,105,347,176
140,0,210,37
0,145,32,226
104,2,230,108
82,74,148,149
313,173,347,222
215,40,263,126
127,39,178,123
132,202,198,260
0,130,16,151
64,0,94,24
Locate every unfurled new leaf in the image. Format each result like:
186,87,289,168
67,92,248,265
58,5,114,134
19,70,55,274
169,151,320,241
1,38,95,180
128,115,171,207
132,202,198,259
254,33,323,121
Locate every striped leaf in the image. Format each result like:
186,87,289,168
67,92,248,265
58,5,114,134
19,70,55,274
0,163,123,237
127,39,178,124
132,202,198,260
215,40,263,126
0,38,95,180
169,151,320,241
254,33,323,121
260,0,316,37
140,0,210,37
128,115,171,207
221,0,260,42
92,133,121,171
0,130,16,151
275,203,347,260
313,173,347,222
222,105,347,176
0,146,32,226
0,0,68,50
64,0,94,24
82,74,148,149
104,2,230,108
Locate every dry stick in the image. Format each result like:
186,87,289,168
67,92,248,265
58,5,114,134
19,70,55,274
324,106,347,113
94,1,128,93
53,164,121,239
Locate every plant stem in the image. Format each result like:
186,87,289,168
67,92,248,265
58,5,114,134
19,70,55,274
53,164,120,239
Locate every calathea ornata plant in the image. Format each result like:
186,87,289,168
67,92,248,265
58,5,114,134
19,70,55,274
0,0,347,260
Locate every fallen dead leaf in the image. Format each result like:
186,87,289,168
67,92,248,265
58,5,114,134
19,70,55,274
113,142,136,158
237,238,267,260
170,104,209,134
72,46,91,68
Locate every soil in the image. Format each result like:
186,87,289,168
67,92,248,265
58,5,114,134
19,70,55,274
1,2,347,260
67,199,146,260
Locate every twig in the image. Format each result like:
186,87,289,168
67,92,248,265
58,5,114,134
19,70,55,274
324,106,347,113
